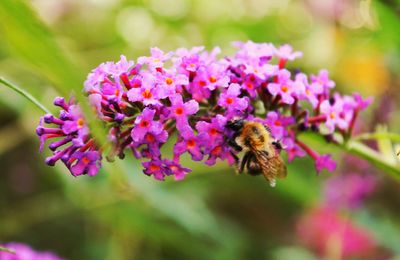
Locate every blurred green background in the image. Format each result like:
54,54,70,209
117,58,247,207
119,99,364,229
1,0,400,259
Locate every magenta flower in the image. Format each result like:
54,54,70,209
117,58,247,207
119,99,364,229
315,154,337,173
142,159,168,181
138,47,172,71
320,98,350,133
218,83,248,115
268,69,297,104
0,242,63,260
265,111,295,140
36,41,372,182
174,127,203,161
311,69,335,94
169,94,199,134
131,108,164,142
164,159,192,181
324,173,376,209
69,151,101,177
275,44,302,61
297,207,376,258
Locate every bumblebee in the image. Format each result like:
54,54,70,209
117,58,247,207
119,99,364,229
226,119,287,187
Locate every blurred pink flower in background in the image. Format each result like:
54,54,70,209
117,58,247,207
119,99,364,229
0,242,62,260
297,207,376,258
323,173,377,209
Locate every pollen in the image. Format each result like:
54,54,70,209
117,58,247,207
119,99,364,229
226,97,234,105
141,89,153,99
209,76,217,83
150,164,161,171
199,80,207,87
175,107,184,116
209,128,218,135
145,133,155,142
211,146,221,155
82,156,90,164
77,118,85,128
165,77,173,85
187,139,196,148
140,120,150,128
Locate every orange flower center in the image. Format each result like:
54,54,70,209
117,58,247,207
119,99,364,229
330,112,336,119
150,164,161,171
141,89,153,99
226,97,234,105
82,156,90,164
199,80,207,87
209,76,217,83
175,107,184,116
211,146,221,155
77,118,85,128
145,133,155,142
187,139,196,148
114,89,120,96
281,85,289,92
165,77,173,85
246,82,253,89
140,120,150,128
274,121,282,126
209,128,218,135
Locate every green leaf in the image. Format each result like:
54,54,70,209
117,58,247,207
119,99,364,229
0,0,82,95
0,77,50,114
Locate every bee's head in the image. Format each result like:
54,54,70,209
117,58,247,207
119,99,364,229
226,119,245,132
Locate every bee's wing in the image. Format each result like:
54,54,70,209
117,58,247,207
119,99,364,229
254,150,287,186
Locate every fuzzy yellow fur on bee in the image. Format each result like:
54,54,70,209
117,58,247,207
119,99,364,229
226,119,287,187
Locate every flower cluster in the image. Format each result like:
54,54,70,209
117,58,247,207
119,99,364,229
37,41,372,182
0,242,62,260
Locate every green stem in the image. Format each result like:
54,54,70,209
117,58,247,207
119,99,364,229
0,246,15,254
339,139,400,180
354,132,400,142
0,77,51,114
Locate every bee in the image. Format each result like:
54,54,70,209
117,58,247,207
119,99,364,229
226,119,287,187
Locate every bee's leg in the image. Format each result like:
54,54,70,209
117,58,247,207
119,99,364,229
272,140,282,150
239,151,251,174
246,153,262,176
228,139,243,152
230,151,239,164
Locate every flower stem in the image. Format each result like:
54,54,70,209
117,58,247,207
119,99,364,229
0,246,15,254
339,139,400,181
0,77,51,114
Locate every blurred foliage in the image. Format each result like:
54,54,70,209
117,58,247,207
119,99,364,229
1,0,400,259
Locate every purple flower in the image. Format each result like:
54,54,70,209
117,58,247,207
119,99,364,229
296,73,323,108
36,97,101,177
268,69,297,104
275,44,302,61
131,108,164,142
283,138,306,162
142,159,168,181
311,69,335,94
164,159,192,181
69,151,101,177
324,173,376,209
0,242,63,260
169,94,199,134
174,127,203,161
138,47,172,71
265,111,295,140
315,154,337,174
320,99,351,133
218,83,248,115
127,72,170,106
84,55,134,92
